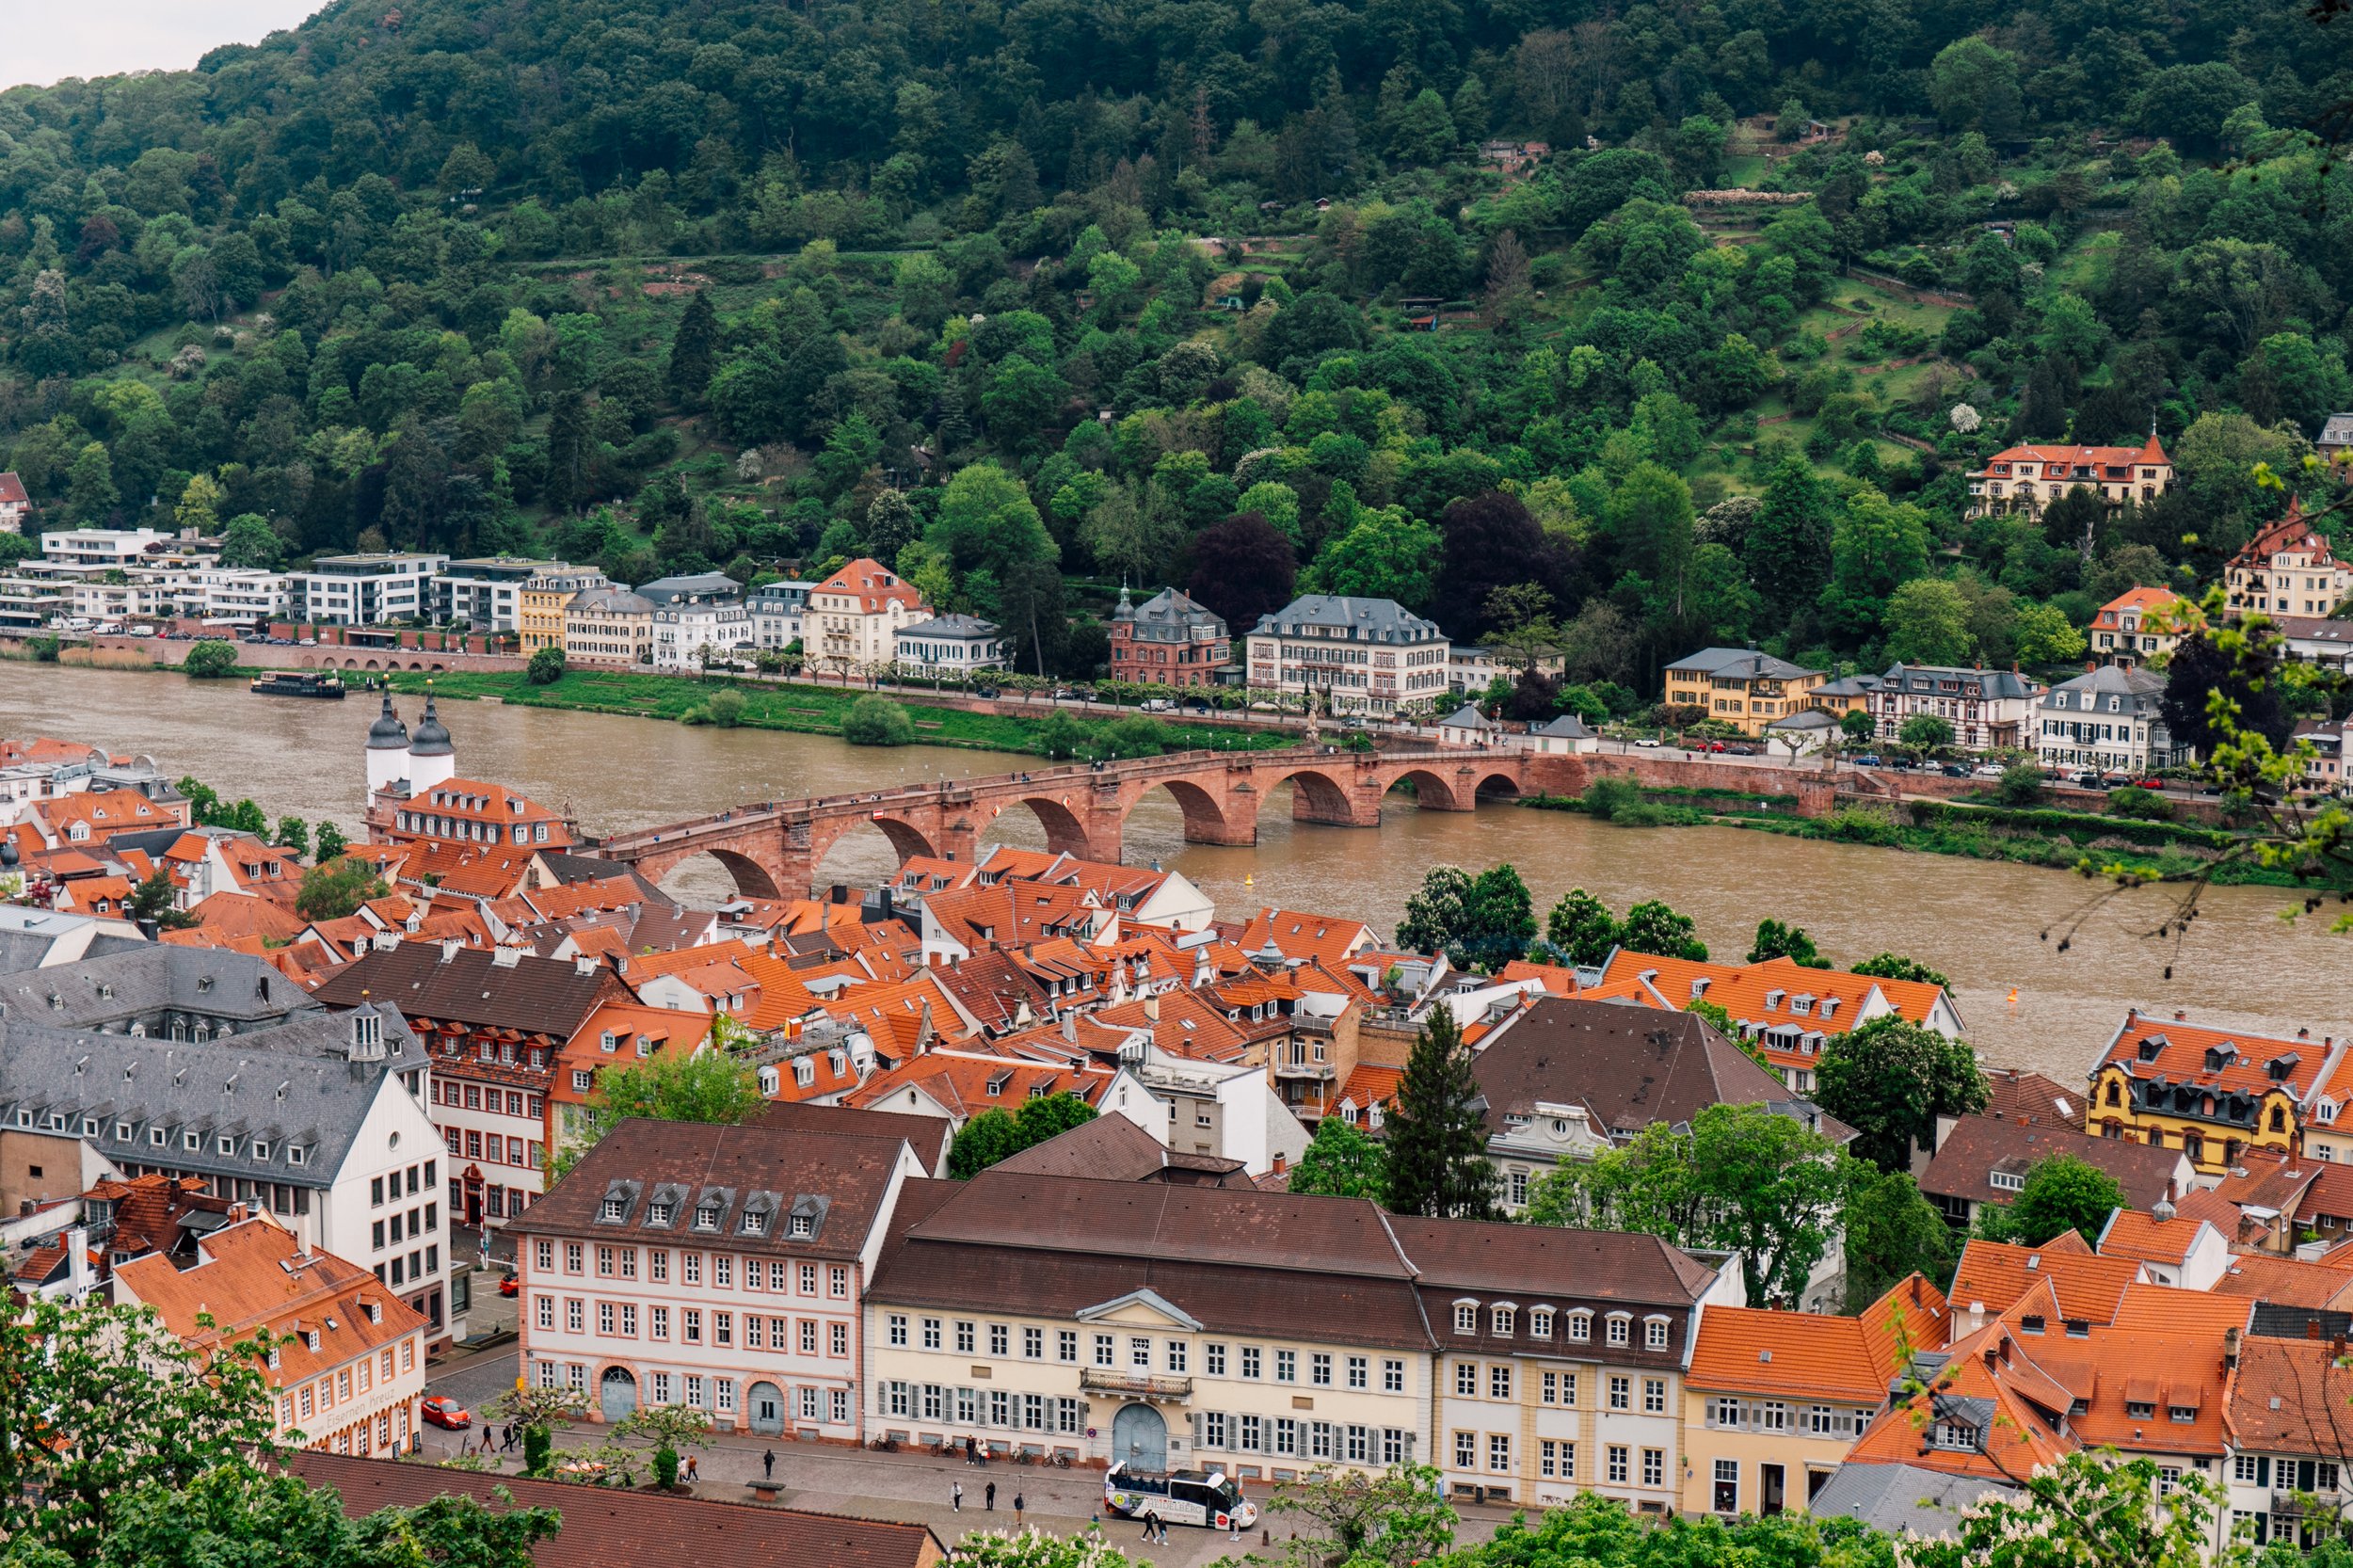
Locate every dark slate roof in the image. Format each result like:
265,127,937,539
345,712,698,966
309,941,620,1037
0,946,320,1031
1665,646,1818,680
1471,996,1856,1144
896,614,1000,641
1877,664,2041,700
1813,1462,2013,1538
634,572,742,604
1390,1214,1722,1362
507,1118,906,1260
1249,595,1444,645
533,852,661,893
1531,714,1593,738
2040,664,2167,712
0,1010,419,1186
281,1451,946,1568
873,1174,1436,1350
989,1112,1254,1186
1921,1115,2184,1211
1115,588,1227,643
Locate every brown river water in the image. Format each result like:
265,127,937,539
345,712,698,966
8,664,2348,1086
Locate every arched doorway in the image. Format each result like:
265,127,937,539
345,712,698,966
1111,1402,1167,1470
460,1164,485,1227
747,1381,787,1436
600,1367,638,1423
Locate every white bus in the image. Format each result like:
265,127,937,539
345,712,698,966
1103,1464,1257,1529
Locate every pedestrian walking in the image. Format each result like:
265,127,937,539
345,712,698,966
686,1455,698,1481
1014,1493,1024,1528
1140,1511,1157,1543
1159,1517,1170,1544
985,1481,996,1512
952,1481,964,1512
764,1449,776,1480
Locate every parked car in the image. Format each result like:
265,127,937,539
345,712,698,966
1052,687,1078,700
421,1396,471,1430
1851,753,1882,767
972,685,999,699
1634,736,1662,748
2134,776,2166,791
497,1273,520,1298
1973,763,2006,779
1141,698,1174,712
1940,763,1972,778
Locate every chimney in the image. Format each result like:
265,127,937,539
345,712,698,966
65,1225,92,1300
2225,1326,2242,1368
1143,994,1160,1021
439,938,461,963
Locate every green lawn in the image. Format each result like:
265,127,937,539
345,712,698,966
379,667,1292,759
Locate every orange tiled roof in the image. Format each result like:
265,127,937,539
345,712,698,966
1235,907,1372,967
1947,1237,2143,1328
2093,1010,2339,1103
1972,436,2169,476
846,1048,1110,1119
812,556,926,613
188,890,305,943
2093,586,2186,629
551,1001,706,1103
37,788,176,840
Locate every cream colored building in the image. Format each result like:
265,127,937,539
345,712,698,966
1662,647,1827,737
562,586,655,667
808,557,929,677
868,1172,1430,1473
1679,1275,1944,1516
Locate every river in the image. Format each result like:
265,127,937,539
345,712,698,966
8,664,2348,1086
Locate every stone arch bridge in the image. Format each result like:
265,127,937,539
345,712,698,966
591,746,1560,900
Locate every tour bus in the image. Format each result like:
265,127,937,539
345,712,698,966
1103,1464,1257,1529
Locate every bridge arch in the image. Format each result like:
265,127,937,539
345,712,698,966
983,794,1096,859
1128,776,1255,847
1259,763,1373,829
651,846,784,902
1386,766,1471,811
1474,770,1523,799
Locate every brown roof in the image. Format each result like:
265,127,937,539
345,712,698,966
989,1112,1254,1186
1981,1067,2082,1128
1923,1115,2185,1211
506,1119,907,1260
310,940,626,1038
1472,996,1855,1143
872,1174,1437,1352
752,1099,953,1174
280,1451,946,1568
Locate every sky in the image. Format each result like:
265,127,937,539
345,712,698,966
8,3,325,91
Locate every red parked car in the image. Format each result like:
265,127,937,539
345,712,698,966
421,1396,471,1430
498,1273,520,1298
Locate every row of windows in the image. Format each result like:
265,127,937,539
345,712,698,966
1705,1398,1867,1437
883,1383,1083,1432
374,1244,437,1288
279,1341,413,1429
1205,1414,1408,1465
370,1203,434,1253
1450,1302,1671,1350
436,1080,543,1116
885,1319,1405,1389
533,1239,849,1297
370,1163,434,1208
536,1296,851,1355
1452,1363,1666,1413
1456,1432,1663,1488
444,1126,542,1168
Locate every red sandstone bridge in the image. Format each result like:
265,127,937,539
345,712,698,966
591,746,1559,899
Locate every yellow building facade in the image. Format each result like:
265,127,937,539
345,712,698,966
1662,648,1828,737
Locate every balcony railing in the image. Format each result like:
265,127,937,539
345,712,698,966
1079,1368,1192,1400
1273,1058,1337,1080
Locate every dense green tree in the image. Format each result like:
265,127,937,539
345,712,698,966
1618,899,1706,961
1384,1005,1499,1221
666,290,718,403
1976,1153,2127,1246
1289,1116,1390,1201
1815,1016,1990,1171
1544,888,1620,967
294,858,387,920
552,1023,766,1178
949,1093,1097,1177
842,696,916,745
1851,952,1951,986
1747,918,1827,968
1841,1167,1962,1313
183,640,240,678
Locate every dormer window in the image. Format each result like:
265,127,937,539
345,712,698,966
789,1212,813,1238
1566,1310,1592,1342
600,1195,628,1221
742,1209,769,1237
1764,989,1785,1011
1529,1308,1554,1338
1491,1304,1515,1335
695,1204,721,1230
1453,1303,1477,1333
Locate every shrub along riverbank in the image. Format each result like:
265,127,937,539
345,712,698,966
1528,780,2303,888
377,667,1290,760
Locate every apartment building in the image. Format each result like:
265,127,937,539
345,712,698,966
1244,596,1450,718
2226,499,2352,617
563,586,656,666
1409,1217,1734,1512
312,940,634,1226
895,614,1005,675
2085,1009,2353,1177
0,948,454,1342
511,1119,922,1435
1663,647,1828,737
1862,664,2043,751
115,1217,431,1456
1110,587,1229,688
641,572,749,671
520,565,613,653
746,581,816,651
289,553,450,626
2034,665,2188,776
435,557,566,632
2091,586,2187,668
808,558,929,676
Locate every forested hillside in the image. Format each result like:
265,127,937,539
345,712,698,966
3,0,2349,688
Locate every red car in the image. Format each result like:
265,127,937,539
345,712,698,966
2135,777,2166,791
498,1274,520,1298
421,1396,471,1430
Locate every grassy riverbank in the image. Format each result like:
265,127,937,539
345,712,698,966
1525,784,2309,889
376,667,1290,759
